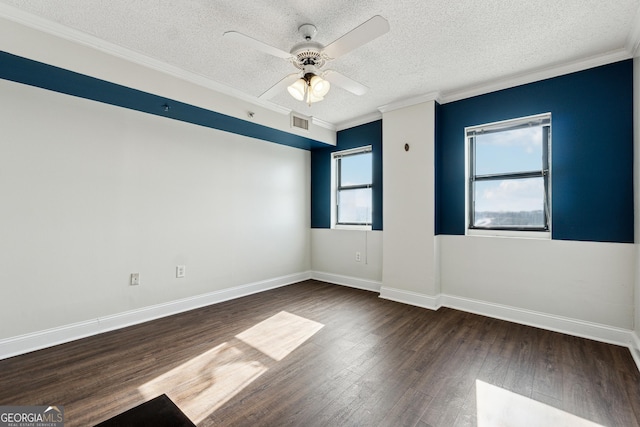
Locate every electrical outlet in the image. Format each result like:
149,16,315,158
176,265,186,278
355,252,362,262
130,273,140,286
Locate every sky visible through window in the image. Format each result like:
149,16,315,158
474,126,544,213
341,152,372,186
338,152,372,224
471,122,549,229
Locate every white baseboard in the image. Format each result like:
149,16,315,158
4,273,639,375
310,271,381,293
631,331,640,373
376,287,637,370
375,287,633,347
378,286,442,310
380,286,640,348
440,294,633,347
0,271,312,360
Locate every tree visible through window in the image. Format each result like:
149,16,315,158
467,114,551,232
333,146,372,226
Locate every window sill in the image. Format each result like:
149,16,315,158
466,228,550,240
333,224,372,231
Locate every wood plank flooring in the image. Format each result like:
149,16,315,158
1,280,639,426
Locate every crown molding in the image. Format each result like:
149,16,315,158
311,117,337,131
335,111,382,131
626,4,640,57
0,4,345,132
2,3,636,130
377,91,441,114
0,3,296,118
440,48,632,104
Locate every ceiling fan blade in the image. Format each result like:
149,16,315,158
223,31,292,59
322,15,390,60
259,73,301,99
324,70,368,96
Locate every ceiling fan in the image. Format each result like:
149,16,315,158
224,15,390,105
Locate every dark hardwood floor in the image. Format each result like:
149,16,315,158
1,280,639,426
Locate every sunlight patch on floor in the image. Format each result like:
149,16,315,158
138,341,268,422
476,380,604,427
235,311,325,361
138,311,324,423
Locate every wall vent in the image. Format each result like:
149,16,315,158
290,113,310,131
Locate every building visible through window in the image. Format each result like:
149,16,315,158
332,146,372,227
467,113,551,233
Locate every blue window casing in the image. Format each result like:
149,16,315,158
311,120,383,230
436,59,634,243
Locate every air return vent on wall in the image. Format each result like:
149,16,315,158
290,113,310,131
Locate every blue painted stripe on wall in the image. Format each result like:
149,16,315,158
311,120,383,230
436,59,634,243
0,51,327,151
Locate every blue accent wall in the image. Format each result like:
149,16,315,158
0,51,327,151
436,59,634,243
311,120,383,230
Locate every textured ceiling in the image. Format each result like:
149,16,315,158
1,0,639,127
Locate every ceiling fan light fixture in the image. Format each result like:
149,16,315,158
227,15,389,105
287,73,330,105
287,78,306,101
310,75,330,97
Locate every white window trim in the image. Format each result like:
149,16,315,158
467,228,551,239
331,145,373,230
464,113,552,239
334,224,372,231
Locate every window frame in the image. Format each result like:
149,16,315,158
331,146,373,230
465,113,552,239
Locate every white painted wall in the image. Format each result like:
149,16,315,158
0,78,311,339
381,101,438,296
310,229,382,284
440,236,635,329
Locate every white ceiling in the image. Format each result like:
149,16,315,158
1,0,639,128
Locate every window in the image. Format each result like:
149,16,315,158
466,113,551,236
332,146,372,228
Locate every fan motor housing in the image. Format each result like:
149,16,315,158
290,41,326,69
